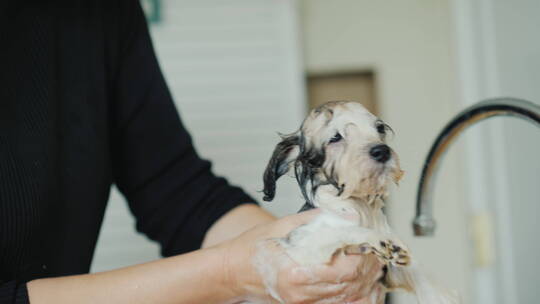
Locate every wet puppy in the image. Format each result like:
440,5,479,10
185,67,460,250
260,101,458,304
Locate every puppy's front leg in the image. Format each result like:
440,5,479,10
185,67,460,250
343,239,411,267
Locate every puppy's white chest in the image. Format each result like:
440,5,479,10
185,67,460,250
280,211,388,265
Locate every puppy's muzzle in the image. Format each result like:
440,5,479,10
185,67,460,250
370,144,391,163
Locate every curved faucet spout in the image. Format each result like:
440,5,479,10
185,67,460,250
413,97,540,236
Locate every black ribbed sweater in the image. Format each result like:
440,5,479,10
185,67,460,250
0,1,255,302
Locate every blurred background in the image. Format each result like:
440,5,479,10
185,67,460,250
91,1,540,303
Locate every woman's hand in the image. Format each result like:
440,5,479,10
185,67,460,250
218,209,385,303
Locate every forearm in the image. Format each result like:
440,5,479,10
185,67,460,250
202,204,276,248
27,246,234,304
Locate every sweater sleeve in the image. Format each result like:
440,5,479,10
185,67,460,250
109,0,257,256
0,281,29,304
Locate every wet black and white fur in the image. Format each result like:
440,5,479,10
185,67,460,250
260,101,458,304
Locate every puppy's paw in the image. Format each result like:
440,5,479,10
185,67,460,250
340,239,410,267
377,240,410,267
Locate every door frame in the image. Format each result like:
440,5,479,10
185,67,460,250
451,0,517,302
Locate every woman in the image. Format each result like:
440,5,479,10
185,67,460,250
0,1,381,303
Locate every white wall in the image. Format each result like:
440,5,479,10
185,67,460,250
92,0,305,272
299,1,471,303
494,2,540,302
452,0,540,302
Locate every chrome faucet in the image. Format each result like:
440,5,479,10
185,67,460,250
413,97,540,236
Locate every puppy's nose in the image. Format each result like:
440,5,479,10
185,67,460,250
370,144,391,163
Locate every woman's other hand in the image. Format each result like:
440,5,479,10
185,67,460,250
218,209,385,303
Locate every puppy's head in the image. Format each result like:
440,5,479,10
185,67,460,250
263,101,403,204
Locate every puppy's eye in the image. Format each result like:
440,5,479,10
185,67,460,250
375,120,389,136
329,133,343,143
376,124,386,135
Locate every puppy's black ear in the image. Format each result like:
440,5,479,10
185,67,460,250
263,134,300,201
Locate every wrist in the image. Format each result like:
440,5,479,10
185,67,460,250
215,238,262,301
215,241,244,299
